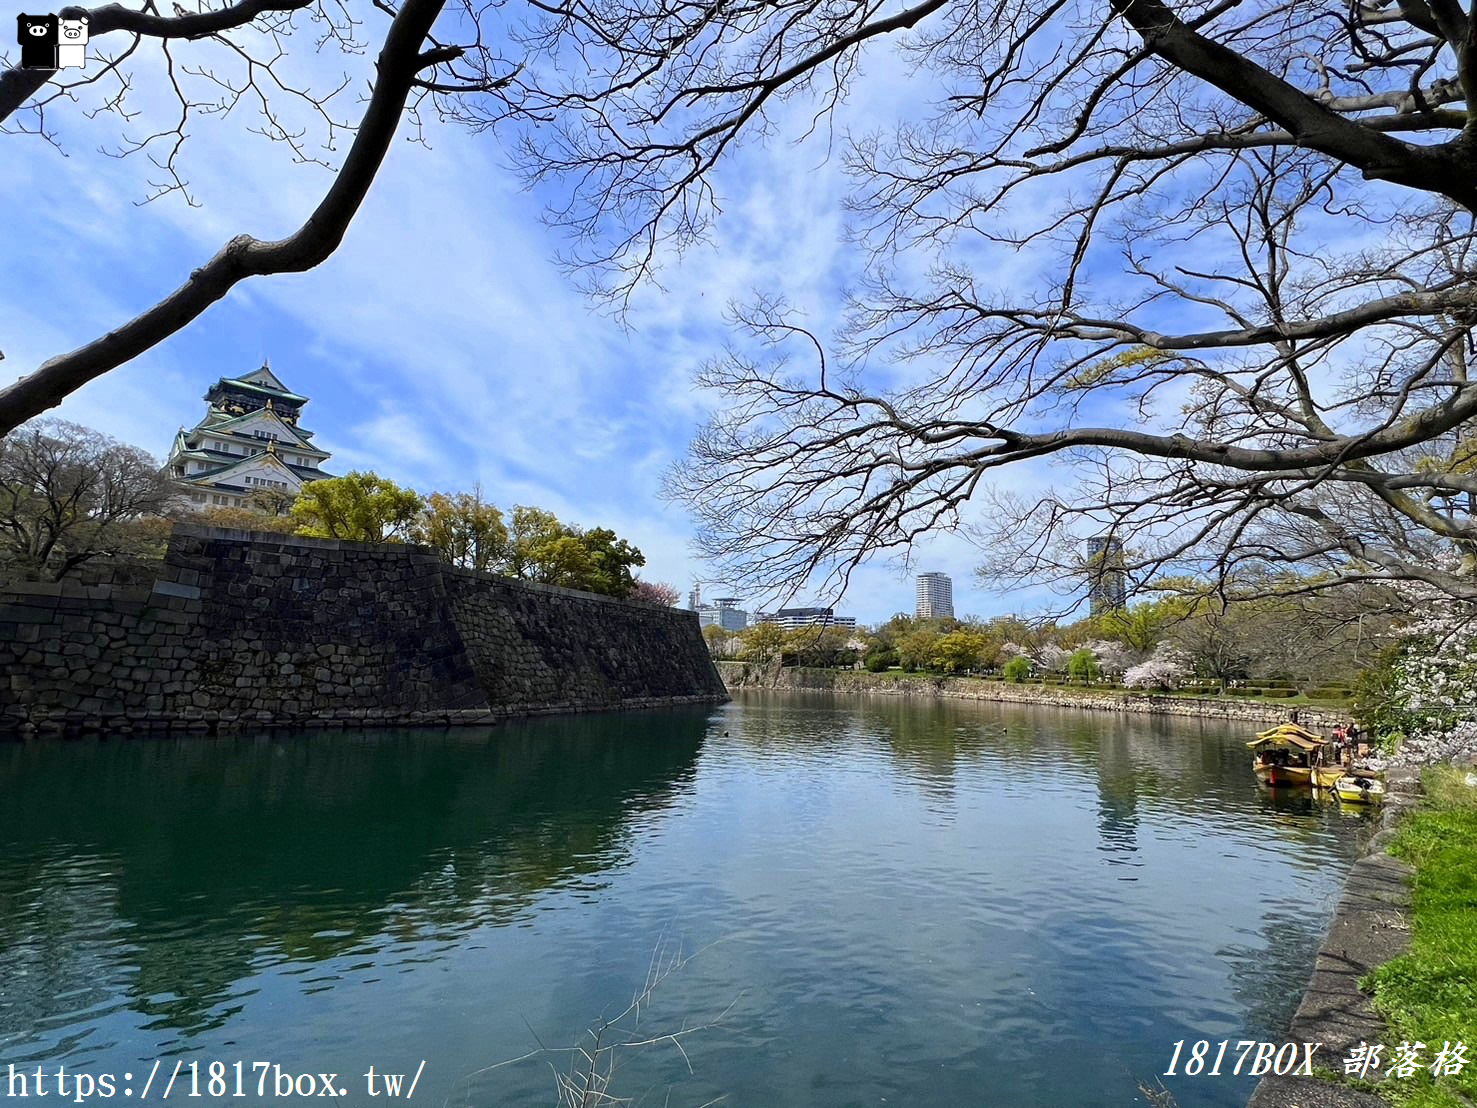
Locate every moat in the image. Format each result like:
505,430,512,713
0,692,1368,1107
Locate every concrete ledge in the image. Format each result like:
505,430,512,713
1246,774,1422,1107
1247,1077,1389,1108
1284,852,1413,1056
0,695,728,738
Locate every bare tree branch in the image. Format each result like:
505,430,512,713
0,0,465,435
0,0,317,124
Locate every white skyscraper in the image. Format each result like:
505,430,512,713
915,572,954,620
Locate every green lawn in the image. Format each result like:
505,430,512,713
1369,768,1477,1107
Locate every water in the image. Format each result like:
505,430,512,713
0,691,1369,1107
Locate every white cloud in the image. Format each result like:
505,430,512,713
3,24,1140,626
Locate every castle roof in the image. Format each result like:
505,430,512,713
203,363,309,405
175,446,335,488
185,405,324,452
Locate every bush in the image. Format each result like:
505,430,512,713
864,648,899,673
1002,656,1032,683
1262,688,1297,699
1066,647,1102,684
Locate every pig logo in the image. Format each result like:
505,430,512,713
16,13,58,70
58,13,87,68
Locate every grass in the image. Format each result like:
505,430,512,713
1368,767,1477,1108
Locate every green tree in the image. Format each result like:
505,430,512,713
1066,648,1102,685
290,471,424,543
419,488,508,573
1095,599,1185,653
505,506,570,580
933,631,988,674
1352,642,1412,739
529,533,602,589
737,622,788,665
500,506,648,597
577,527,646,597
245,486,296,517
1002,655,1032,683
896,629,942,672
985,616,1049,653
702,623,737,658
785,626,856,668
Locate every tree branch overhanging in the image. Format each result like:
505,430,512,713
0,0,318,125
0,0,471,436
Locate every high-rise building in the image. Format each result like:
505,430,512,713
166,363,333,510
1084,536,1128,614
915,572,954,620
754,606,857,630
697,596,749,632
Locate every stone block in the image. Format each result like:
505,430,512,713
151,579,202,600
0,605,54,623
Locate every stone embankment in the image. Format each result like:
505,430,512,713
0,526,727,735
1246,769,1421,1108
718,662,1346,729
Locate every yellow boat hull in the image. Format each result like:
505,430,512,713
1254,763,1345,788
1255,763,1312,786
1334,779,1386,804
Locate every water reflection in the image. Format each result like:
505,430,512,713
1095,730,1143,869
0,696,1366,1108
0,710,707,1055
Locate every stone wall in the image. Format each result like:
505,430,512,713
717,662,1347,729
0,526,727,735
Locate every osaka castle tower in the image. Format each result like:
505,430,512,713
165,363,334,509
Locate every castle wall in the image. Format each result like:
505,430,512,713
0,527,727,735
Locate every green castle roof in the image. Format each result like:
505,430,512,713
204,376,308,404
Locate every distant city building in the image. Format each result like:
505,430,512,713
1084,535,1128,614
688,583,702,611
755,606,858,631
697,596,749,632
915,572,954,620
166,363,333,509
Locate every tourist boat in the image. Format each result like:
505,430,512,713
1248,723,1342,787
1333,772,1386,805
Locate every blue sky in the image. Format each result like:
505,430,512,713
2,12,1077,625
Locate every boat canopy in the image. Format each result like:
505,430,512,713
1247,731,1324,752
